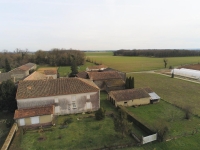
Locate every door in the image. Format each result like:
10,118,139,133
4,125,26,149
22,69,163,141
30,116,39,124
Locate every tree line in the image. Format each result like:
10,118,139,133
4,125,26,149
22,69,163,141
113,49,200,57
0,48,85,72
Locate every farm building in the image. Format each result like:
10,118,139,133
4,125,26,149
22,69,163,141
15,78,100,126
14,105,54,127
172,68,200,80
108,88,150,107
86,65,108,71
0,63,36,83
87,71,125,91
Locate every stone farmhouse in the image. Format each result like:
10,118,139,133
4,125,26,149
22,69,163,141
0,63,36,83
14,78,100,126
108,88,160,107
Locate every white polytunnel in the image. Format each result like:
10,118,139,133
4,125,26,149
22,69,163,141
171,68,200,80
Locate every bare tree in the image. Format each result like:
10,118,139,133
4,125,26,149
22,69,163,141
163,58,168,68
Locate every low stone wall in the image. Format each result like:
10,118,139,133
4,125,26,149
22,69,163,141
1,123,18,150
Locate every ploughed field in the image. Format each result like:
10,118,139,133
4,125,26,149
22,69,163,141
85,52,200,72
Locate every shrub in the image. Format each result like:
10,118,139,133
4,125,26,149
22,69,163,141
95,107,106,120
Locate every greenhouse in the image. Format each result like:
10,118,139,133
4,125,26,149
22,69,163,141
171,68,200,80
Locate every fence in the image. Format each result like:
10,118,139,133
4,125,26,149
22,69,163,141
118,106,157,144
1,123,18,150
142,133,157,144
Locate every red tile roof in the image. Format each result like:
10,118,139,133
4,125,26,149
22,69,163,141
14,105,54,119
104,79,125,87
24,71,47,81
44,70,57,75
16,78,99,99
109,88,150,102
88,71,122,80
76,71,88,79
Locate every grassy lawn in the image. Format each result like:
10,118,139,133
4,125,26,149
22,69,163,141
129,73,200,115
85,52,200,72
0,112,14,148
125,100,200,138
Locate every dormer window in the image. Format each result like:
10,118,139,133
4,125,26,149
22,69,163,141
55,98,58,103
87,95,90,99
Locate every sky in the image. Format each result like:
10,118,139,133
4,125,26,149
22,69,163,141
0,0,200,51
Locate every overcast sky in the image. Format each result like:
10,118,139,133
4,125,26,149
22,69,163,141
0,0,200,51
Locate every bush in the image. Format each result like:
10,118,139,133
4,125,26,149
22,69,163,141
95,107,106,120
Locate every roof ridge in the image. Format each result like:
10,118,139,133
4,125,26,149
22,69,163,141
78,78,99,90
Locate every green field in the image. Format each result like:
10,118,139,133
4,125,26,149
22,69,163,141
125,100,200,138
85,52,200,72
128,73,200,116
58,62,95,77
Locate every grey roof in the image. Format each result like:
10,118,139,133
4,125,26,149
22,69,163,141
0,72,12,83
149,92,160,100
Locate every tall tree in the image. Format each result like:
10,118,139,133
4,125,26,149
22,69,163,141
69,55,78,77
114,109,132,138
5,58,11,72
0,80,17,112
132,77,135,88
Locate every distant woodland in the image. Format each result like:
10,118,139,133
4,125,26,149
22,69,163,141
113,49,200,57
0,49,85,70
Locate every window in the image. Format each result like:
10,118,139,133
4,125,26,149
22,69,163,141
86,95,90,99
124,102,127,105
72,101,77,109
30,116,39,124
19,119,25,126
55,106,60,113
71,95,76,101
55,98,58,103
68,104,71,110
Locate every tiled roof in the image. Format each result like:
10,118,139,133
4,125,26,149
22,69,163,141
44,70,57,75
104,79,125,87
24,63,36,68
18,63,36,71
87,65,107,70
18,65,30,71
24,71,47,81
88,71,122,80
0,72,12,83
16,78,99,99
10,68,26,74
14,105,54,119
109,88,150,102
76,71,88,79
143,87,154,93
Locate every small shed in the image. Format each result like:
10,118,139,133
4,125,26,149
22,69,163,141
108,88,150,107
14,105,54,126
